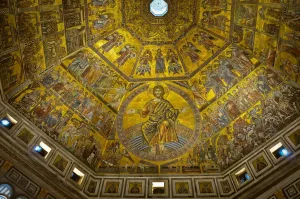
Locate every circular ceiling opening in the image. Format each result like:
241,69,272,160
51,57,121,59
150,0,168,17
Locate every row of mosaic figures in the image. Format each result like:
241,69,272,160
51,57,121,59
93,29,224,76
199,66,282,138
65,50,128,110
40,68,116,131
0,0,88,93
9,82,108,170
235,4,300,32
188,48,257,110
193,81,300,171
79,0,300,78
87,0,120,42
233,3,300,79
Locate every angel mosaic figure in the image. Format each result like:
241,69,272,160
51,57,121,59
93,14,114,30
69,52,89,75
136,49,152,76
115,44,136,67
201,10,229,31
166,49,182,74
181,42,201,63
193,32,220,53
101,32,124,53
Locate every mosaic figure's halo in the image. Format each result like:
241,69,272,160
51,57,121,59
147,83,170,99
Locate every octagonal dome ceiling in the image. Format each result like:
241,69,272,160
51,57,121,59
88,0,230,81
124,0,196,43
1,0,300,175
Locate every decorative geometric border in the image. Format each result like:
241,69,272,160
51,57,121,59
265,173,300,199
5,167,41,198
283,185,299,198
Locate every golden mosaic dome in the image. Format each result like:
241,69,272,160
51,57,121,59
1,0,300,179
89,0,230,81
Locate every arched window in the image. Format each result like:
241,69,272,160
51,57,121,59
0,184,13,199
